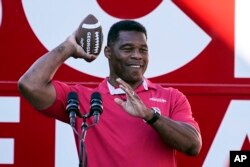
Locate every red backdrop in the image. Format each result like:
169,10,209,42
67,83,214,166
0,0,250,166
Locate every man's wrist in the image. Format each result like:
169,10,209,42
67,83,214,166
143,107,161,125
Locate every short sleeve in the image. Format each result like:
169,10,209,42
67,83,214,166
40,80,73,123
169,89,200,132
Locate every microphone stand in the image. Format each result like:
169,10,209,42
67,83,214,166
67,91,102,167
78,117,87,167
71,115,97,167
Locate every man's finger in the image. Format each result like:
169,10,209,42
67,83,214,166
114,98,126,108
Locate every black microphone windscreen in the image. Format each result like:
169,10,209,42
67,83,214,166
68,92,78,101
66,92,79,114
91,92,103,115
91,92,102,100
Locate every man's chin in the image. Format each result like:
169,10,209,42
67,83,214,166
123,76,144,84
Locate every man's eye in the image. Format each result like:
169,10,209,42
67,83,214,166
140,48,148,53
122,48,132,52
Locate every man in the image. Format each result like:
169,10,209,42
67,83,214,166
18,20,202,166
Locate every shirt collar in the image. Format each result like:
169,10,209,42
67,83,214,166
107,78,149,95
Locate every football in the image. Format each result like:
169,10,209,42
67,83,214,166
76,14,103,55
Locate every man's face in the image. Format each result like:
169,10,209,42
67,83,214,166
106,31,148,84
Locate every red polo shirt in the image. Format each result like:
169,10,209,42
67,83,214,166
42,78,200,167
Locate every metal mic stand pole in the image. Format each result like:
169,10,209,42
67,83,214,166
79,117,88,167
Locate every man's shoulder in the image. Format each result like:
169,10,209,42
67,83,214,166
148,81,184,95
147,80,174,91
52,80,96,96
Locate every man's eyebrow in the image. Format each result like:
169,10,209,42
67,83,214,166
120,43,148,47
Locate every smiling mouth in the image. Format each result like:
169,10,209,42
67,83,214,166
129,65,141,68
128,63,144,68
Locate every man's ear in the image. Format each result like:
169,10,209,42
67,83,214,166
104,46,111,59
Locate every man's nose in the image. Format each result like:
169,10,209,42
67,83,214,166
131,49,142,59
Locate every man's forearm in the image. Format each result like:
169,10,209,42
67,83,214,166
151,116,202,156
18,41,75,109
21,41,74,86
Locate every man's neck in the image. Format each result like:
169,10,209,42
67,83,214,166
108,77,143,90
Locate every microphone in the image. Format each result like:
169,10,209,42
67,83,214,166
89,92,103,124
66,92,80,127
